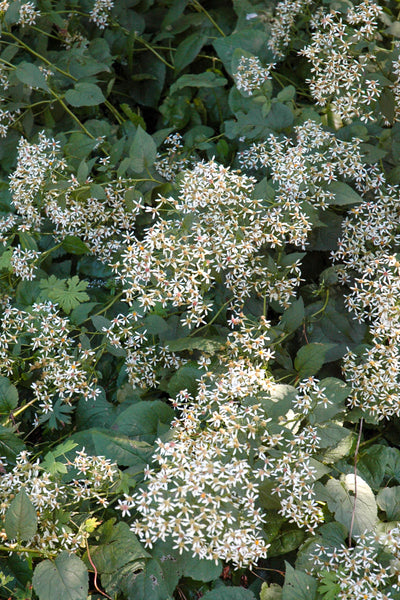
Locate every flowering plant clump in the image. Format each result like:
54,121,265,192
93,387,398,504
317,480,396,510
1,0,400,599
0,449,118,555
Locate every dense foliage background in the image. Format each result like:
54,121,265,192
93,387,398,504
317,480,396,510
1,0,400,598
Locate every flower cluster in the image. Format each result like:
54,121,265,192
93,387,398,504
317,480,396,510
18,2,40,26
112,159,305,331
0,450,117,555
308,528,400,599
234,56,275,96
9,133,66,232
102,311,188,388
239,120,368,247
299,1,384,122
293,376,331,414
46,177,144,262
0,106,20,138
268,0,313,58
10,245,40,280
9,133,145,263
0,302,99,419
155,133,191,182
392,45,400,122
331,162,400,418
129,321,323,567
89,0,114,29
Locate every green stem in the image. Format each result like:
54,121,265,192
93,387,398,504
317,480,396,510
50,89,95,138
190,0,225,37
310,289,329,318
5,398,37,425
0,544,55,557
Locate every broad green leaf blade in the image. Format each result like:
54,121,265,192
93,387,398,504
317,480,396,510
279,298,304,332
32,552,88,600
260,583,283,600
129,125,157,173
142,314,169,335
0,425,26,464
165,337,223,354
61,235,90,255
260,384,297,419
282,563,317,600
324,475,377,536
309,377,350,423
0,376,18,413
269,529,305,556
377,486,400,520
111,400,174,442
88,521,150,574
5,489,37,542
70,428,153,468
174,33,208,72
65,82,105,107
15,62,49,91
294,343,336,378
326,181,363,206
167,365,205,398
170,72,227,95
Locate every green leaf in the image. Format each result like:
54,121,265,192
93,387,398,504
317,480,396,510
76,388,116,429
0,248,12,270
323,474,377,536
18,232,38,251
174,33,208,72
294,343,336,378
5,489,37,542
116,536,221,600
65,82,105,107
40,451,68,475
129,125,157,173
143,314,169,335
260,384,296,419
317,571,341,600
385,447,400,483
91,314,112,332
308,377,350,423
70,428,153,468
40,275,89,314
0,425,25,464
265,102,294,131
260,583,283,600
32,552,88,600
377,487,400,520
326,181,363,206
214,30,271,76
170,72,227,95
61,236,90,255
357,444,388,489
165,337,222,354
89,521,150,574
316,424,353,463
277,85,296,102
282,563,317,600
70,301,98,325
15,62,49,91
269,529,305,556
168,365,205,398
201,589,256,600
0,376,18,413
111,400,174,443
279,298,304,332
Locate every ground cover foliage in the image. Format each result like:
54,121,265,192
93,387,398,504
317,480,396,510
2,0,400,598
